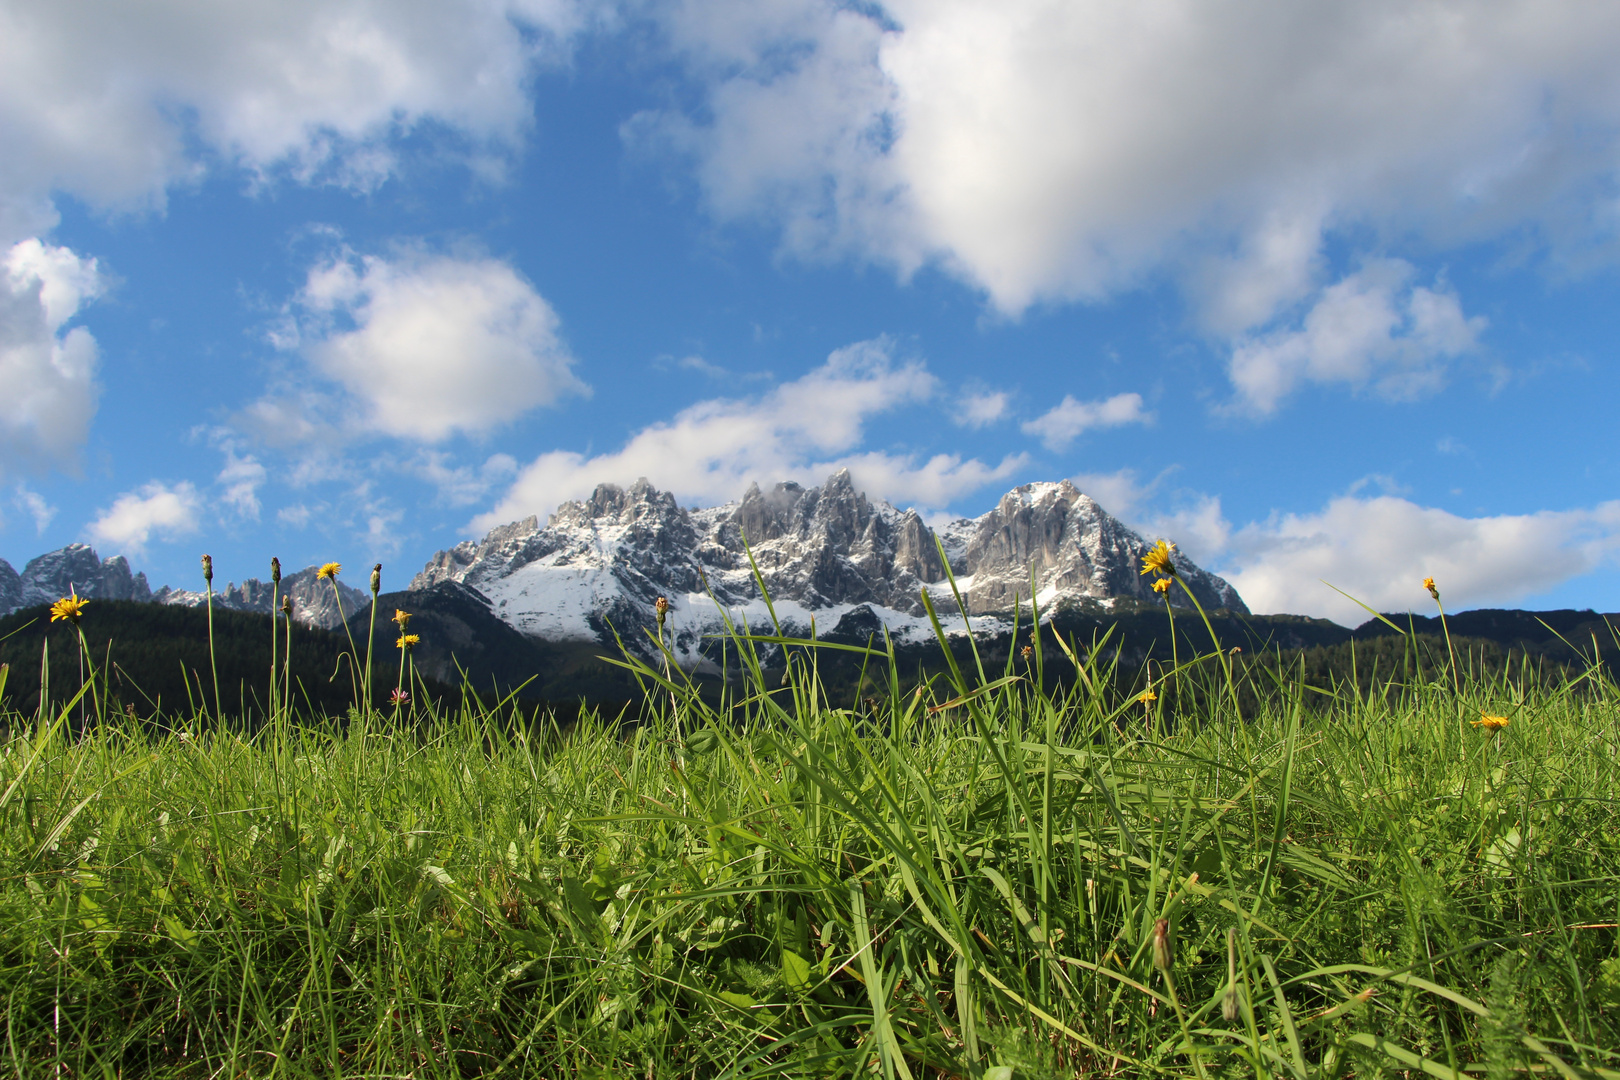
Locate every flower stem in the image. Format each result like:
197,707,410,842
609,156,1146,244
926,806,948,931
204,580,221,726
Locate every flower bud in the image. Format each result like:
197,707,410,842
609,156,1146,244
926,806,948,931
281,596,293,617
1151,918,1172,972
201,554,213,583
270,556,281,584
371,563,381,596
655,595,669,627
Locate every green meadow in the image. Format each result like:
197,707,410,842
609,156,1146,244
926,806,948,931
1,573,1618,1078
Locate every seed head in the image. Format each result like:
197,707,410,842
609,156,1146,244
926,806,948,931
50,591,89,625
201,553,213,583
270,556,281,584
370,563,381,596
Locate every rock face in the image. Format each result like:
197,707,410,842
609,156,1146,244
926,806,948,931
958,481,1243,613
154,566,370,631
0,559,20,614
413,471,1247,663
12,544,153,609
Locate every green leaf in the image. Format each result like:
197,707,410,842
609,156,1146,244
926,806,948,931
781,948,813,991
686,727,721,755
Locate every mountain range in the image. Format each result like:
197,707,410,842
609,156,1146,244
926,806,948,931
0,544,369,630
410,471,1246,666
1,471,1246,669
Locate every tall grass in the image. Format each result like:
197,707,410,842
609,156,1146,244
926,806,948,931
1,582,1617,1078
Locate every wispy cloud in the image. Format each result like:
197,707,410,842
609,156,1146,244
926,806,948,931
12,484,57,533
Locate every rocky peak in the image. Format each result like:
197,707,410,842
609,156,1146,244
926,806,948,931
411,471,1249,658
154,565,369,630
16,543,153,609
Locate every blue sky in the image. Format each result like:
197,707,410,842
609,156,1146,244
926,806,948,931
3,0,1619,625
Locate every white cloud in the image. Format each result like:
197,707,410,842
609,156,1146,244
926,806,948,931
1059,469,1620,624
1227,260,1486,414
0,0,592,244
1222,496,1620,625
217,448,267,518
12,484,56,533
291,249,588,440
651,1,1620,313
86,481,202,555
1020,392,1148,451
952,388,1010,428
477,336,1025,528
0,239,103,470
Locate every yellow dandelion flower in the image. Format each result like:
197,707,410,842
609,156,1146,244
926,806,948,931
396,634,420,650
1138,689,1157,704
1140,540,1176,578
392,608,412,628
317,562,342,580
50,591,89,624
1422,576,1439,600
1151,577,1171,595
1472,714,1509,730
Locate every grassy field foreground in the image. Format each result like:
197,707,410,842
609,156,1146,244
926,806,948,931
1,592,1619,1078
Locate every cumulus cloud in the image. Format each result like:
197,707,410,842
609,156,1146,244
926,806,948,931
1227,260,1486,414
0,0,592,243
1068,467,1620,624
86,481,202,555
649,0,1620,317
287,249,588,441
1222,496,1620,625
0,239,103,470
1021,392,1148,451
477,336,1025,528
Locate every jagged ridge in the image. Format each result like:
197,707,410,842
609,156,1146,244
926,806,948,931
0,545,367,630
412,470,1247,664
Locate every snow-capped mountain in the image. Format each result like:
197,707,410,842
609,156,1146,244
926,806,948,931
412,470,1247,664
0,545,367,630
